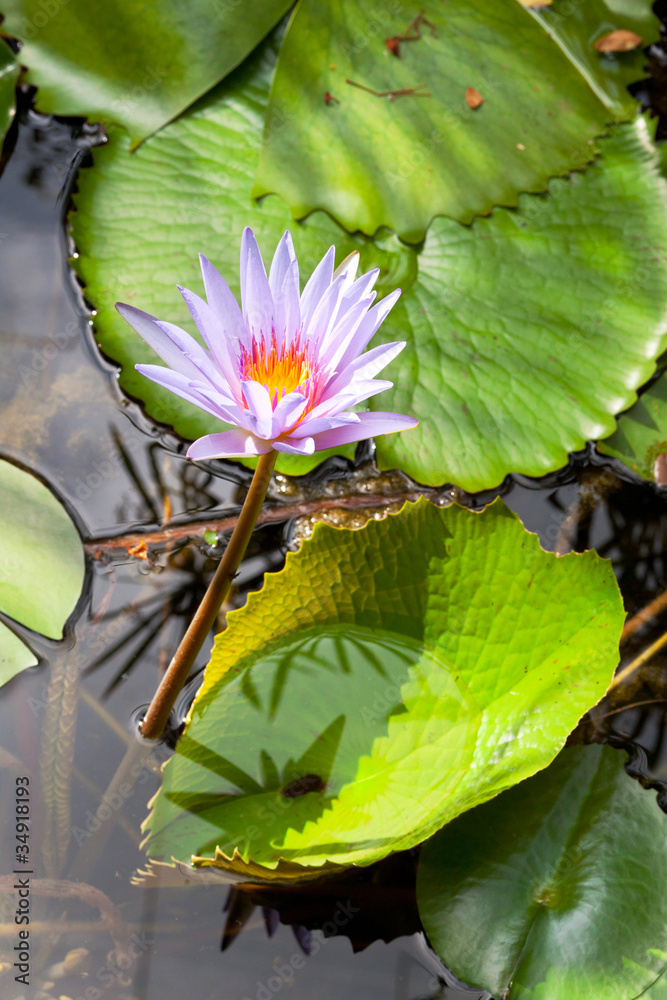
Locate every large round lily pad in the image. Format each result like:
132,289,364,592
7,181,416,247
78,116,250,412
417,744,667,1000
376,120,667,488
143,499,623,877
0,0,293,144
255,0,656,240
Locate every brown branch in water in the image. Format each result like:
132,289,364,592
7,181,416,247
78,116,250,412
0,876,131,960
621,587,667,643
84,489,444,557
593,698,667,722
609,627,667,691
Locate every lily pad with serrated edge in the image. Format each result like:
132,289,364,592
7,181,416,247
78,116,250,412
254,0,657,240
142,498,623,879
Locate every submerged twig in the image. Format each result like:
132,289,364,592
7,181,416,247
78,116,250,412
0,876,132,961
84,488,440,556
593,699,667,722
621,587,667,643
609,628,667,691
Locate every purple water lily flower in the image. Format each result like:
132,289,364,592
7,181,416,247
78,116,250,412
116,228,418,460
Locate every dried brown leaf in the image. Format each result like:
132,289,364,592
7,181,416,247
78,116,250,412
593,29,643,52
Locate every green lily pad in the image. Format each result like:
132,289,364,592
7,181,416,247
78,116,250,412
0,0,293,144
0,459,85,686
0,42,18,146
254,0,657,240
0,624,38,684
375,120,667,489
597,369,667,480
638,955,667,998
143,498,623,876
70,26,667,489
417,744,667,1000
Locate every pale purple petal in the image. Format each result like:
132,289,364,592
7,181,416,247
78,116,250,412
187,430,273,461
303,272,349,348
152,319,226,391
242,380,274,438
117,304,207,382
325,341,406,396
332,250,359,283
300,245,335,330
277,261,301,349
241,227,274,342
272,436,316,455
289,412,360,439
239,227,251,309
186,382,248,427
271,392,308,435
319,295,377,372
136,364,235,422
177,285,242,396
309,411,419,450
199,255,248,349
307,379,393,421
335,289,402,374
339,268,380,316
269,231,298,300
346,267,380,305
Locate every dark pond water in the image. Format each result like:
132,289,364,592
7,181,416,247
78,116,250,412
2,75,667,1000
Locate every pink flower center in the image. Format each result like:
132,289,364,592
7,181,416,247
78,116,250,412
239,333,324,410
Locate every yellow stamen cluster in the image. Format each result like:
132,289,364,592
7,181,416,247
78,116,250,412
240,334,317,405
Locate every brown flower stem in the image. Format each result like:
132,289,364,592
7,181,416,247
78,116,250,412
140,451,277,740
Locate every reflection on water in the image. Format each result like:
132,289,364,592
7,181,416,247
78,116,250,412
0,87,666,1000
